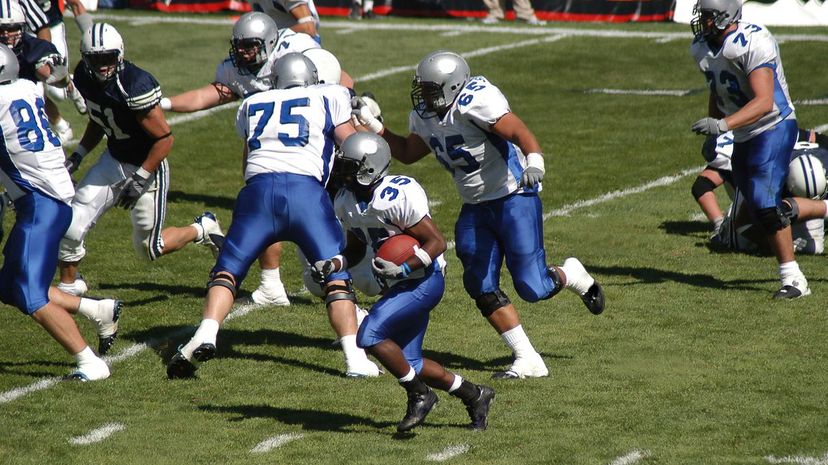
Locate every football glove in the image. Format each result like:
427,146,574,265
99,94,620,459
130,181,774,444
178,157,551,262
521,152,545,188
351,96,383,133
311,256,345,283
115,168,152,210
64,152,85,175
371,257,411,280
691,117,729,136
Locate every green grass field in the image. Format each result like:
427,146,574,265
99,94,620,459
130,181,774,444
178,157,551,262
1,12,828,465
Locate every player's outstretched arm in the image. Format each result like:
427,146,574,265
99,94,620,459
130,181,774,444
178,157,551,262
381,130,430,165
289,4,318,37
163,82,236,113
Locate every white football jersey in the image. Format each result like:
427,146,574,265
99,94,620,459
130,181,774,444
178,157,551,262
334,175,446,271
0,79,73,204
705,132,734,171
690,22,795,142
248,0,320,30
409,76,538,204
236,83,351,182
215,29,321,98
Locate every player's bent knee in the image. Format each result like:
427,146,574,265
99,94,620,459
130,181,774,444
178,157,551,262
207,271,238,298
691,176,718,201
780,198,800,223
475,290,511,317
324,280,356,306
756,206,790,233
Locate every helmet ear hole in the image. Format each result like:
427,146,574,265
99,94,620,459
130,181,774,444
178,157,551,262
411,51,470,118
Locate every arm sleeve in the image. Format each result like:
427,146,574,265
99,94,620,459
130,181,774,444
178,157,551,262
389,180,430,229
124,69,163,111
458,78,511,126
235,102,249,139
326,85,353,126
742,31,777,74
19,0,48,32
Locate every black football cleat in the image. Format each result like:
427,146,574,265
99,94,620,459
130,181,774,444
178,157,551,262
192,343,217,363
167,351,198,379
397,389,438,432
773,284,811,299
464,385,495,431
581,282,605,315
97,300,123,356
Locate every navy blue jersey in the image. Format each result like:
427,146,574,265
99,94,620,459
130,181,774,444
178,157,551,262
73,60,163,166
33,0,61,27
19,0,49,32
17,35,60,83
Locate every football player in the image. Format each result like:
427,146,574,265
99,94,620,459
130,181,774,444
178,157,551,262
689,0,806,298
248,0,321,41
56,24,224,296
0,43,122,380
314,132,495,432
158,13,333,307
353,50,605,380
166,53,380,380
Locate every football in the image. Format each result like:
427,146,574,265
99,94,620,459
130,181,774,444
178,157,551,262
376,234,420,265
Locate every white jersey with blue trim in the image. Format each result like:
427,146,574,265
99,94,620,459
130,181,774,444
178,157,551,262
691,22,795,143
236,83,350,182
215,29,320,98
248,0,320,30
334,175,446,272
0,79,73,204
409,76,538,205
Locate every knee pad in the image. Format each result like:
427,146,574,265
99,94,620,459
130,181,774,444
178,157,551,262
780,198,800,223
756,206,790,232
324,281,356,306
691,176,718,201
207,271,237,298
474,290,511,317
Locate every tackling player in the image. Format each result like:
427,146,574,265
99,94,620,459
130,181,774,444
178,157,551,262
354,50,605,380
56,24,224,296
166,53,380,380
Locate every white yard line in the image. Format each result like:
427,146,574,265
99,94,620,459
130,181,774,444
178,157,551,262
250,433,304,453
766,453,828,465
608,450,650,465
815,123,828,133
586,88,695,97
68,422,126,445
426,444,470,462
543,166,703,220
0,303,260,404
795,98,828,106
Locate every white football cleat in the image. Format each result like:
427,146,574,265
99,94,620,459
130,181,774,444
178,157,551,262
493,353,549,379
52,118,73,144
91,299,122,356
67,79,87,114
251,281,290,306
193,211,224,258
345,358,382,378
57,277,88,296
65,357,110,381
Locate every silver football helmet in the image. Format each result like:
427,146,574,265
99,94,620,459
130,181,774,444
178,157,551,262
787,143,828,200
303,48,341,85
691,0,742,39
230,12,279,75
0,43,19,84
411,50,470,119
80,23,124,82
271,52,317,89
337,132,391,191
0,1,26,52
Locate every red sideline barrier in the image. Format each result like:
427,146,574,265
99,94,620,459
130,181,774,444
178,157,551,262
133,0,674,23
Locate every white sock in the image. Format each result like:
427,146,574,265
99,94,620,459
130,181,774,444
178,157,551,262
77,298,100,320
74,346,98,364
447,374,463,393
181,319,220,358
191,222,205,242
261,267,281,284
559,260,594,295
500,325,538,360
822,200,828,218
340,334,368,364
398,366,416,383
779,261,802,281
712,216,724,229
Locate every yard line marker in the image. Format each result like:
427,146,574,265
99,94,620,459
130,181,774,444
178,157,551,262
356,35,566,82
93,13,828,43
586,88,695,97
68,422,126,445
815,123,828,133
766,453,828,465
250,433,304,453
543,166,703,220
608,449,650,465
0,303,261,404
795,98,828,106
426,444,470,462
